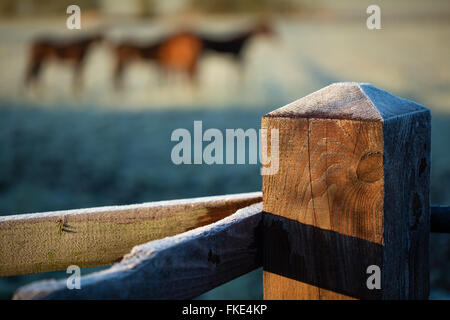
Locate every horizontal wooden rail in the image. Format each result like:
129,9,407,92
13,202,263,300
0,192,261,277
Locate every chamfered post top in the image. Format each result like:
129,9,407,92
265,82,429,122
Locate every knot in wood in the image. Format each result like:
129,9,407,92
356,152,383,183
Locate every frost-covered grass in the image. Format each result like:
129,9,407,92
0,105,270,215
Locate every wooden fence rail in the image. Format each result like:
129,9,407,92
1,83,450,300
13,203,263,300
0,192,261,277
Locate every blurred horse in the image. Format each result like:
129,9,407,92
158,32,203,85
24,33,103,93
112,39,162,89
112,32,202,89
112,22,273,90
198,22,275,67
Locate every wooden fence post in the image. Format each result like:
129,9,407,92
261,83,431,299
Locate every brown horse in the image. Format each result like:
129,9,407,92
158,32,203,85
112,32,202,89
112,38,162,90
24,33,103,93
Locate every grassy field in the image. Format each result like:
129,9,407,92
0,3,449,299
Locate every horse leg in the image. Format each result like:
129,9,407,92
159,63,176,87
24,59,42,89
114,58,126,90
235,56,247,90
156,65,167,87
187,63,199,89
72,61,84,96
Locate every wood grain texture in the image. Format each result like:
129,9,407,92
262,83,430,300
0,192,261,277
13,202,263,300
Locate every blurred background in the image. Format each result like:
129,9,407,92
0,0,449,299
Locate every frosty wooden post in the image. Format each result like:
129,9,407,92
262,83,431,299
